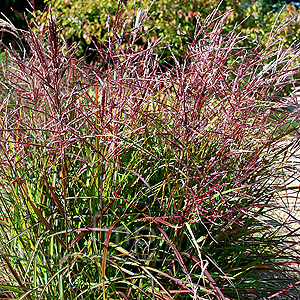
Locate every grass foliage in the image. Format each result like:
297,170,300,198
0,5,300,300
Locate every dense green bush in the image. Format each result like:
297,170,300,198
36,0,300,64
36,0,214,61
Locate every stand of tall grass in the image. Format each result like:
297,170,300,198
0,5,300,300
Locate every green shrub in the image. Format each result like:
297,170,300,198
36,0,300,66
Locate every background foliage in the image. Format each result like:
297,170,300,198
33,0,300,65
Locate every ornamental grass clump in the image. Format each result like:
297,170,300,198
0,5,300,299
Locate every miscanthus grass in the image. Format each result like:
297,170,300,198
0,4,300,300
